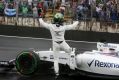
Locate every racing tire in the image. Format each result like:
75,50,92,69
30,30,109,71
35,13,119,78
15,50,40,76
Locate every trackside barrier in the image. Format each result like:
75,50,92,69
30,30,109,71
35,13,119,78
0,24,119,43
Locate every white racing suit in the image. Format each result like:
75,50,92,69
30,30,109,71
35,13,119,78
39,18,79,75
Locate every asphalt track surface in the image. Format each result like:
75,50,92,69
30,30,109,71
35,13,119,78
0,35,110,80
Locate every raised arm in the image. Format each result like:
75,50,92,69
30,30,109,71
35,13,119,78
39,18,51,29
65,21,79,30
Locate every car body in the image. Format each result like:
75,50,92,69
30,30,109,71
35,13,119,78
32,42,119,78
1,42,119,79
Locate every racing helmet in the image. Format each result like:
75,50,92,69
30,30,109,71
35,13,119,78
53,13,64,24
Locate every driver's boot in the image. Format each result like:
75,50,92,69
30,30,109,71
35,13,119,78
54,60,59,76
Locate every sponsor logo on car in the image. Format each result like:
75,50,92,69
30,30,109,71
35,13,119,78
88,59,119,68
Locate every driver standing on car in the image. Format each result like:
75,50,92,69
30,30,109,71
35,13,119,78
38,13,79,76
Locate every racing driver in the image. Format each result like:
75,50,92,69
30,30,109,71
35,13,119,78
38,13,79,76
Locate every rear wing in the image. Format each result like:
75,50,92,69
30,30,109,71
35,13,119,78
97,42,119,51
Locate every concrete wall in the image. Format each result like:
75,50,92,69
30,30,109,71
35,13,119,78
0,24,119,43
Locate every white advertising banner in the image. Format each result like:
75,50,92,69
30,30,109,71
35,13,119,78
7,17,16,25
22,18,34,27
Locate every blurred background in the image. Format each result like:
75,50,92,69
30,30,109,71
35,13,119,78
0,0,119,33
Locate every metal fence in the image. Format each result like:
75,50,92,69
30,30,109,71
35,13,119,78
0,16,119,33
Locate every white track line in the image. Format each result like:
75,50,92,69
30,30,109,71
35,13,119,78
0,35,97,43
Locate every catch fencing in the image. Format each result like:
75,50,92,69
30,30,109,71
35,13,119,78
0,16,119,33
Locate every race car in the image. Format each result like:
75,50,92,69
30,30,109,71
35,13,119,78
1,42,119,79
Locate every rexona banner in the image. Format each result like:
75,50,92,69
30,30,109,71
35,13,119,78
4,8,16,16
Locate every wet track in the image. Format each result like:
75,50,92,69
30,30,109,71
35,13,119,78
0,35,114,80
